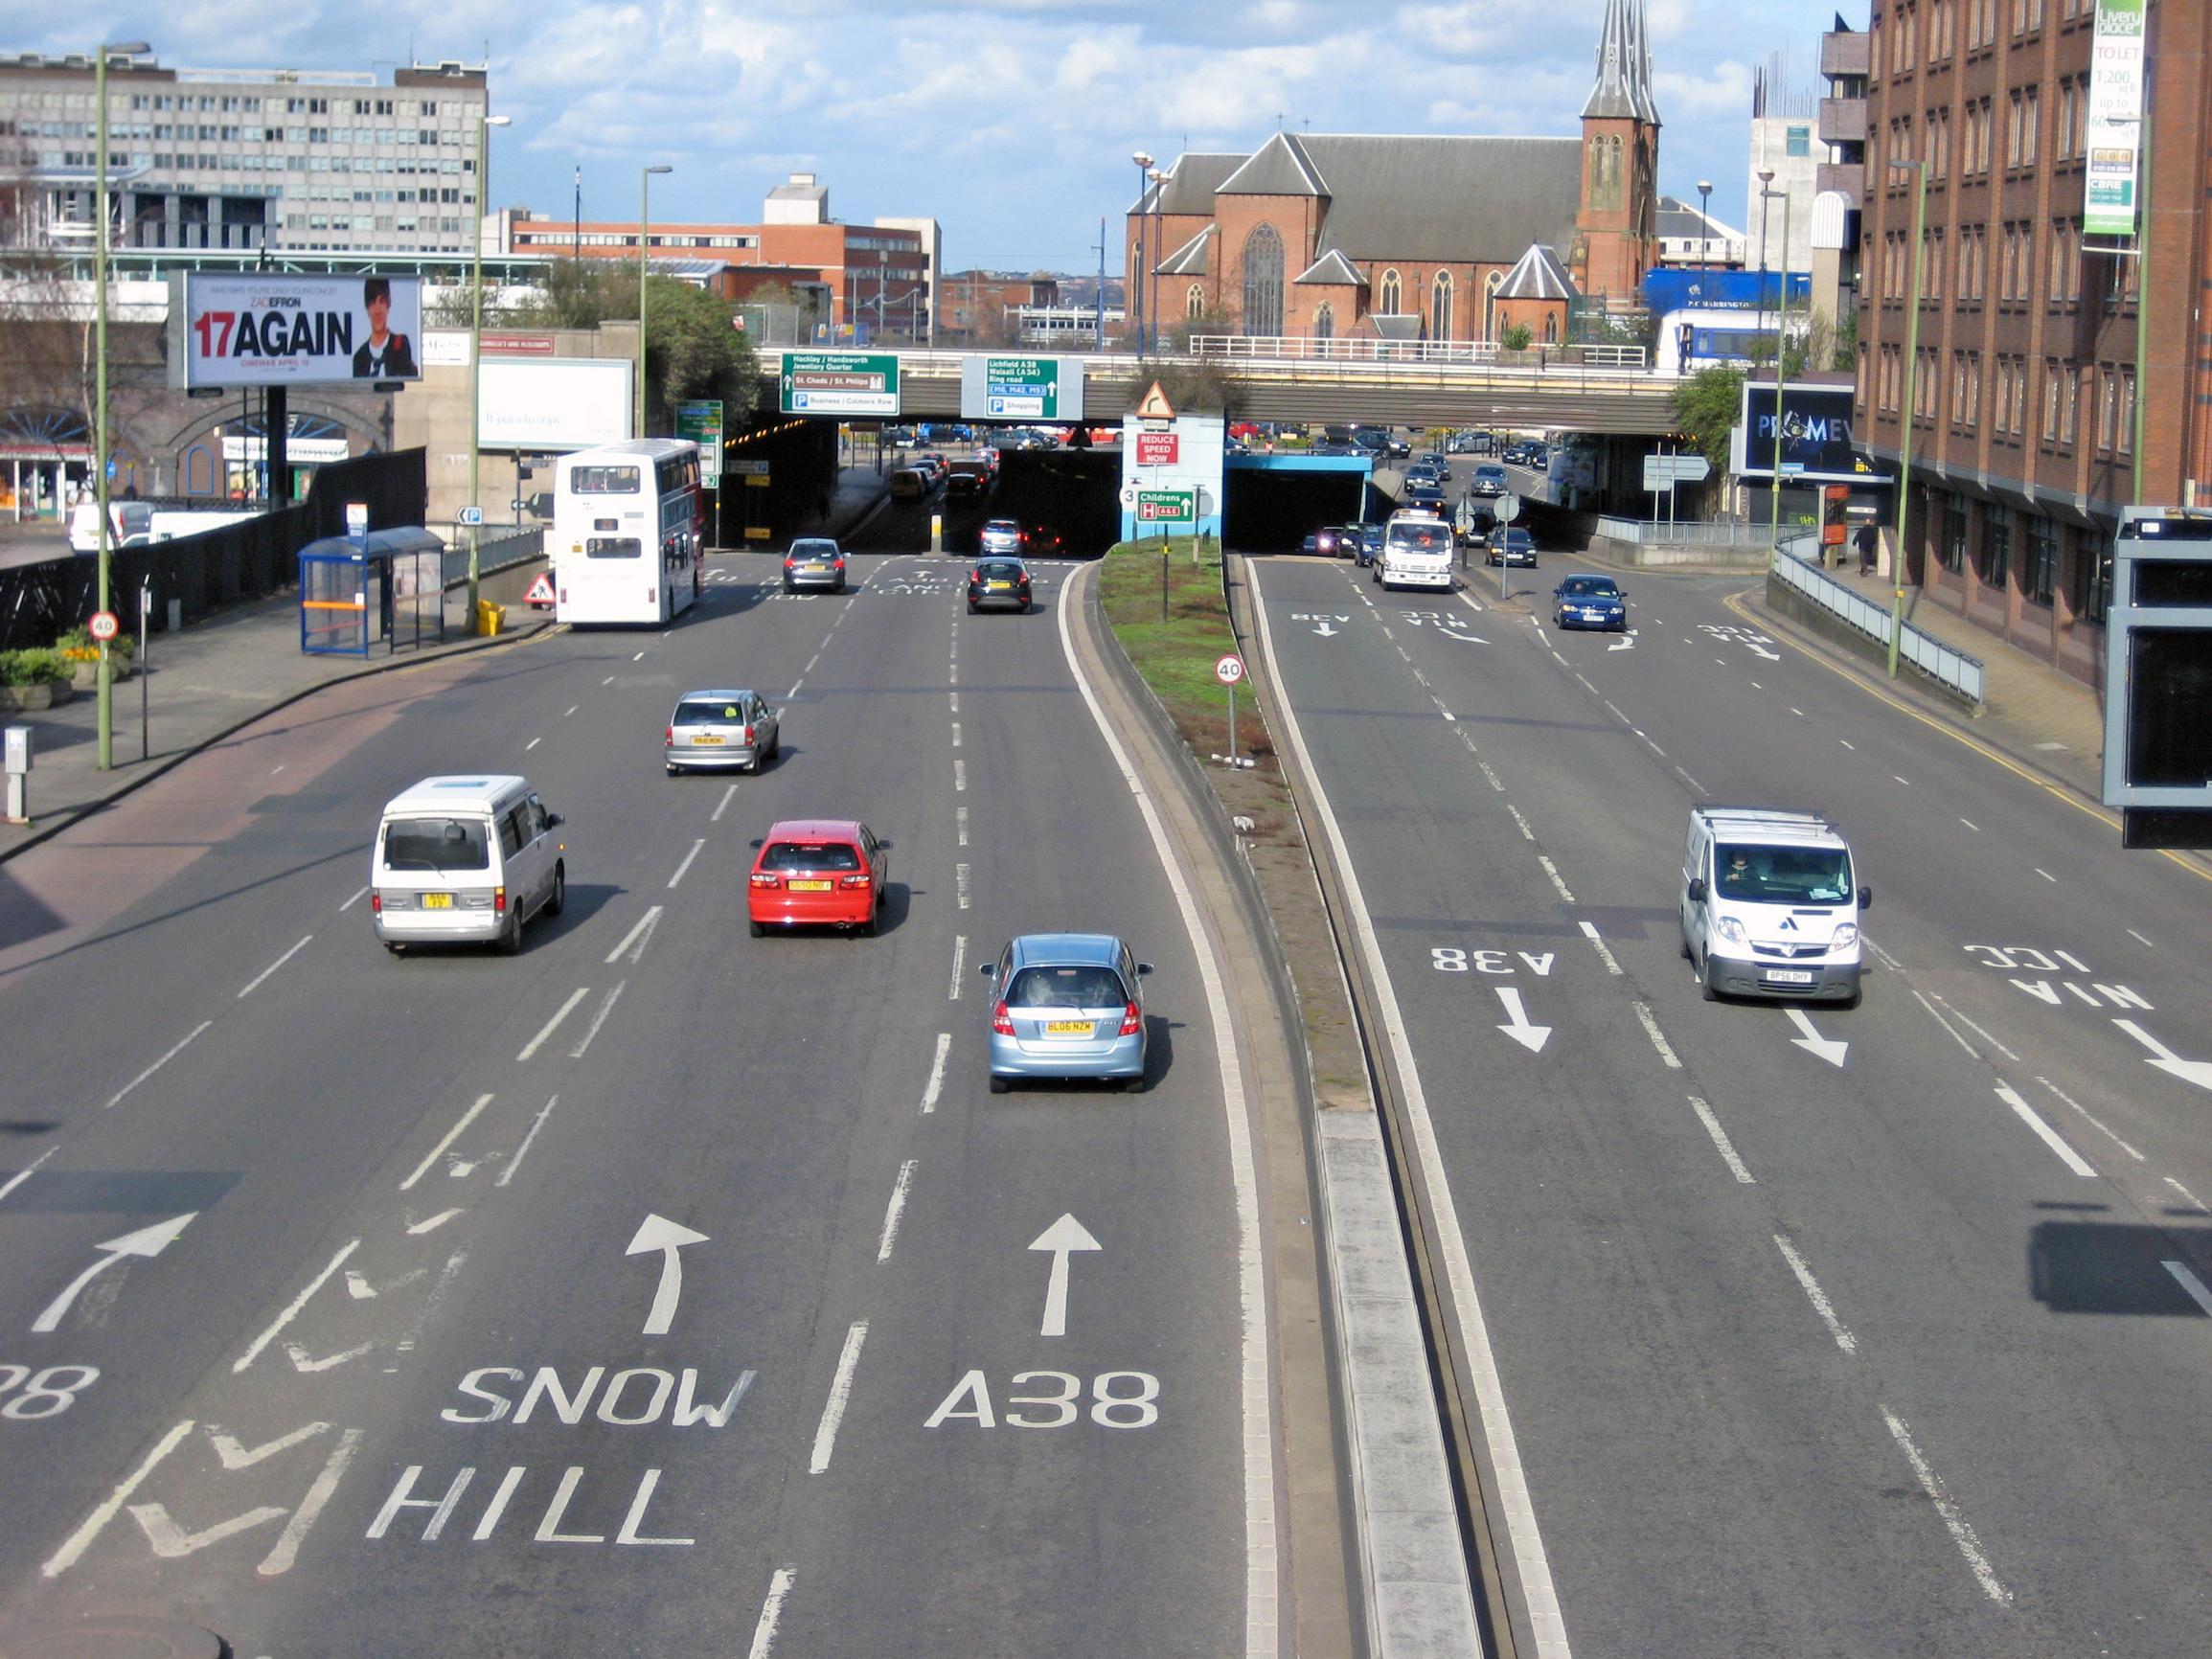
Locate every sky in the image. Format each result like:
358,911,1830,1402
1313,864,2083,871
10,0,1855,272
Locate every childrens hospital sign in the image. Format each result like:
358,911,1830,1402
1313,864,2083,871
169,272,424,389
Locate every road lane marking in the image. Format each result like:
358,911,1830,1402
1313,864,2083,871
2033,1077,2144,1161
339,885,370,912
1477,761,1504,791
604,905,664,966
525,738,541,752
603,676,615,685
1675,765,1707,792
1791,707,1806,717
401,1094,494,1190
2162,1260,2212,1318
2035,868,2056,882
104,1020,216,1109
1894,775,1911,786
668,838,706,889
949,691,959,713
951,720,962,748
1995,1082,2096,1176
1505,805,1535,840
564,705,578,716
956,806,969,846
713,784,739,823
238,935,314,998
920,1033,950,1113
805,652,820,673
877,1160,918,1262
1633,730,1665,757
1633,1001,1682,1069
1577,920,1623,976
1881,1407,2012,1603
0,1145,58,1207
1689,1097,1755,1183
259,1423,363,1575
1538,856,1574,902
234,1240,359,1372
787,679,804,698
955,758,967,792
632,650,646,662
1838,739,1855,750
1908,988,1980,1057
2129,928,2155,947
947,936,967,999
41,1419,196,1579
516,989,590,1061
2164,1176,2211,1214
808,1321,869,1474
1774,1234,1855,1352
571,982,627,1059
956,863,970,909
1437,703,1457,722
746,1567,797,1659
1929,995,2018,1060
1960,817,1979,830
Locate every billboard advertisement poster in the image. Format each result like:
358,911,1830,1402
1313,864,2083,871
1738,385,1887,483
174,272,423,388
674,400,725,484
478,358,634,452
2084,0,2148,238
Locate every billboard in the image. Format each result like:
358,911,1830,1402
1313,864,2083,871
1641,268,1812,317
1738,385,1888,483
478,358,634,452
2084,0,2148,238
172,273,423,389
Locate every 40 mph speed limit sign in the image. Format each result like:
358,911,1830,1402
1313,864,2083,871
1215,654,1245,686
88,611,120,643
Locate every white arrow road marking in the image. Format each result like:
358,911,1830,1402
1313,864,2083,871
1745,640,1782,660
1784,1007,1849,1066
627,1214,710,1336
1440,627,1489,644
1030,1214,1103,1337
33,1214,196,1333
1494,987,1552,1054
128,1500,286,1557
1607,635,1635,651
2112,1020,2212,1092
1312,621,1338,637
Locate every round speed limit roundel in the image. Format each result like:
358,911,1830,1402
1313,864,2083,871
1214,654,1245,686
88,610,120,643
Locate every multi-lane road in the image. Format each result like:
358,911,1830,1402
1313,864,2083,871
0,545,1274,1655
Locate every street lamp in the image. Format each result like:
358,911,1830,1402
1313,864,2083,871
1760,176,1791,555
93,38,149,773
1887,159,1928,677
467,112,511,622
1697,179,1713,269
1148,170,1167,352
1755,168,1775,352
1131,150,1152,355
638,165,673,439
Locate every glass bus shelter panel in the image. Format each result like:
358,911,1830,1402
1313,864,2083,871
300,551,369,656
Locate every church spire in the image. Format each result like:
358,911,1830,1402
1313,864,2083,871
1582,0,1660,125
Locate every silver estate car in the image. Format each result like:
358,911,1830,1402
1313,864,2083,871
978,518,1026,557
666,689,780,775
783,537,847,592
980,933,1153,1093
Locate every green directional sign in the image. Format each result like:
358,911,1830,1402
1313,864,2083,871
1136,489,1195,523
673,399,723,483
779,351,901,417
959,354,1084,421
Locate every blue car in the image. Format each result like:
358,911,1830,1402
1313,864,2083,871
981,933,1153,1093
1553,573,1628,631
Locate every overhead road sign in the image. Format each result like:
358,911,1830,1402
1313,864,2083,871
781,352,900,417
960,355,1084,422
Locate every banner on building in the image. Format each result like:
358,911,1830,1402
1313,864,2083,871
2085,0,2148,239
171,273,424,389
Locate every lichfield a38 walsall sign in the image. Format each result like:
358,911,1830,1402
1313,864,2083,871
169,272,425,389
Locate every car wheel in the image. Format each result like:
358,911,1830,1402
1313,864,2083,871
1022,600,1034,613
1699,951,1721,1001
989,1076,1012,1095
1839,982,1864,1011
498,908,523,956
667,763,680,776
857,908,878,938
748,919,766,939
547,866,566,917
383,941,404,955
967,601,979,614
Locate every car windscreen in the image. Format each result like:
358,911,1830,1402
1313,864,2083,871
1715,844,1854,904
382,816,490,872
570,466,640,493
1561,579,1618,597
1005,964,1129,1009
674,698,747,726
762,841,861,872
1385,523,1450,554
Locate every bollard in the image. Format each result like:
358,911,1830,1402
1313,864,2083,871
4,723,30,825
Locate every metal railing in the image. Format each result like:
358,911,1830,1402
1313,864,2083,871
1187,334,1649,371
440,526,544,589
1769,543,1985,704
1594,516,1773,546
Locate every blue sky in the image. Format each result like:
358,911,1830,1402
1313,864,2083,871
12,0,1853,270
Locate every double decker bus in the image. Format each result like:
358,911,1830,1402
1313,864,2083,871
551,440,703,625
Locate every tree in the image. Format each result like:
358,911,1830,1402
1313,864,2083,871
641,273,759,416
1164,306,1233,352
1500,322,1534,352
1672,365,1745,479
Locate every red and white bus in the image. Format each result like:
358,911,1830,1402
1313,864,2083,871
552,440,703,625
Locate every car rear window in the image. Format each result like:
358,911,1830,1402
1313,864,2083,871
383,816,490,872
1005,965,1129,1009
762,841,861,872
674,699,746,726
975,560,1024,580
789,541,837,559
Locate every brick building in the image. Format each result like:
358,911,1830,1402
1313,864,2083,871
1854,0,2212,684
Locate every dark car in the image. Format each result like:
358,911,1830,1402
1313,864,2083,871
1353,523,1383,566
968,556,1034,614
1312,526,1345,557
1025,523,1066,558
1485,527,1538,568
1404,484,1447,513
1553,573,1628,631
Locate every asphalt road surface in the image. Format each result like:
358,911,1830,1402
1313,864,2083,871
0,549,1271,1656
1250,538,2212,1658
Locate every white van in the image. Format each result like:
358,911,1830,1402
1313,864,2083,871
371,775,566,955
1679,806,1870,1005
1376,511,1454,590
67,500,153,554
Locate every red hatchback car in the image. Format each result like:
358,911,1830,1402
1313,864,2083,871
747,819,889,937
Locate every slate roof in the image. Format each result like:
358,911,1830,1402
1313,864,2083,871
1134,153,1245,216
1497,242,1579,301
1584,0,1660,125
1655,193,1743,243
1300,134,1583,266
1294,248,1365,286
1156,227,1212,276
1370,314,1424,340
1216,131,1329,196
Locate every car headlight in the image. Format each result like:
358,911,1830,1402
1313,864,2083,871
1716,917,1747,943
1832,924,1859,950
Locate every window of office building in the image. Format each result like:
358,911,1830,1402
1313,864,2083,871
2067,524,2110,622
1981,502,2012,589
2025,515,2059,605
1787,125,1811,157
1943,493,1970,572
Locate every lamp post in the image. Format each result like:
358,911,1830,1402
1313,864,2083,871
1130,150,1152,355
467,112,511,622
1148,170,1168,352
1697,179,1713,270
1888,159,1927,677
1755,168,1775,355
1761,179,1792,554
93,38,149,773
638,165,672,439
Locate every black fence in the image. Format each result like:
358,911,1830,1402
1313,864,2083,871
0,448,427,650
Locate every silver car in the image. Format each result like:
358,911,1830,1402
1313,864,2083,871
666,688,780,775
980,933,1153,1093
783,537,847,592
979,518,1026,557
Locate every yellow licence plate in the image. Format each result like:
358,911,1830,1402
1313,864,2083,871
988,581,1012,591
422,893,452,909
692,734,723,744
1045,1019,1091,1035
787,879,832,892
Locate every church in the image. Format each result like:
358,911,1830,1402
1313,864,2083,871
1126,0,1661,347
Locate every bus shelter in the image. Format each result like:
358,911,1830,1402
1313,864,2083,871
298,528,446,656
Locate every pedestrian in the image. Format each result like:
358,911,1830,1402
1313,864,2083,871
1854,521,1879,577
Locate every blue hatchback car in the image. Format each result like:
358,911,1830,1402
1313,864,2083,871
981,933,1153,1093
1553,572,1629,631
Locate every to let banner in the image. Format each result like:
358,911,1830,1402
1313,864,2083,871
2084,0,2148,239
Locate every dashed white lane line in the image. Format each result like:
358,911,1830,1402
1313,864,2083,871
1995,1081,2097,1176
1538,856,1574,903
497,1094,561,1189
713,784,739,823
1909,987,1981,1057
1689,1097,1756,1183
339,885,370,912
103,1019,216,1109
1894,775,1911,786
1397,646,1412,663
1437,702,1458,722
271,764,285,776
400,1093,495,1191
632,651,646,662
956,806,969,846
805,652,820,673
2035,868,2057,883
877,1160,919,1262
956,863,970,908
808,1320,869,1474
2163,1261,2212,1317
570,982,627,1059
564,704,578,717
1928,995,2018,1061
948,692,960,713
603,676,615,686
1881,1407,2012,1603
2035,1076,2144,1162
668,838,706,889
921,1033,950,1115
516,988,591,1062
951,720,963,748
2165,1176,2212,1214
1477,761,1504,792
1959,817,1979,830
1774,1234,1855,1352
238,935,314,999
233,1239,360,1373
745,1567,797,1659
947,935,968,999
1675,765,1707,793
2129,928,2155,947
1577,920,1623,976
525,737,541,752
787,679,805,699
604,905,664,966
1505,804,1535,840
1791,706,1806,717
955,758,967,792
0,1145,58,1206
1633,1001,1683,1069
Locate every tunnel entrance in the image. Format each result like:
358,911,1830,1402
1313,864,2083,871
1223,454,1376,554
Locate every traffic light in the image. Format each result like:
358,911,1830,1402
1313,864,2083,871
2103,508,2212,849
1821,486,1848,548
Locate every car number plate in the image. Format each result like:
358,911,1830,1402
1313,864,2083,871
693,734,723,744
787,879,832,892
988,580,1012,591
1766,969,1815,984
422,893,453,909
1044,1019,1091,1035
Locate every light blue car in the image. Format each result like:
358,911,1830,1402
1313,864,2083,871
981,933,1153,1093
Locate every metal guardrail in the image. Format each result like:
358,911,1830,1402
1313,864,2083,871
1594,517,1772,546
440,526,544,589
1769,544,1985,705
1187,334,1650,371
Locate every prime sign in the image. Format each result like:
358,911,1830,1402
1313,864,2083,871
171,272,425,389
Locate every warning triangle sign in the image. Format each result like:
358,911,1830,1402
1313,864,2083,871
1132,381,1177,420
525,572,557,608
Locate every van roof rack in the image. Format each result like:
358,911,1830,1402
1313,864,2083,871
1694,804,1836,829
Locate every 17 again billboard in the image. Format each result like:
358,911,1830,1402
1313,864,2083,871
169,272,424,389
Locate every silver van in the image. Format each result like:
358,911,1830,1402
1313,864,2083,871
1679,805,1869,1005
372,775,566,955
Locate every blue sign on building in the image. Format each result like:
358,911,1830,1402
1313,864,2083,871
1642,268,1811,316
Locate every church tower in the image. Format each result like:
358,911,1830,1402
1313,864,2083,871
1572,0,1661,308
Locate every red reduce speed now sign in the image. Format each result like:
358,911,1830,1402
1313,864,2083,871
88,611,120,643
1215,654,1245,686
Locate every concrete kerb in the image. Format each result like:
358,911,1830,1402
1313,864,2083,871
0,620,553,869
